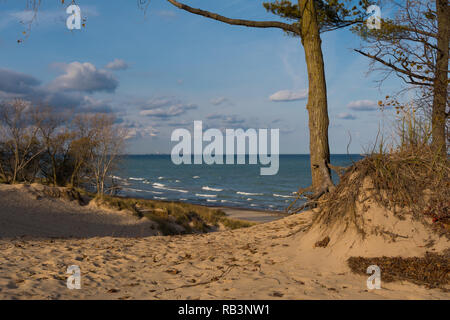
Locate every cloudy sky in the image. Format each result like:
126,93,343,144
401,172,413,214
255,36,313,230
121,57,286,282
0,0,402,154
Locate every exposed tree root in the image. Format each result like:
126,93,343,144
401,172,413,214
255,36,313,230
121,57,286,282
287,161,347,215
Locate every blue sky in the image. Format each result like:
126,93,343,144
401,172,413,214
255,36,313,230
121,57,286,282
0,0,401,154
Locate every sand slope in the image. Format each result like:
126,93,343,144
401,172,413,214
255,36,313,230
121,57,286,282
0,184,159,238
0,184,448,300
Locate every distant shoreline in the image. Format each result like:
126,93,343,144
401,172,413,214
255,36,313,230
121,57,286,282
119,153,363,156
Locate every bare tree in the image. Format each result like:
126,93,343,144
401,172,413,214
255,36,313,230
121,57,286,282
68,114,102,188
33,106,74,186
69,114,126,196
89,114,127,197
0,98,127,193
354,0,449,155
0,99,44,183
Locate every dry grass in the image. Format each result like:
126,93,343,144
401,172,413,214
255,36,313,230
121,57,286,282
348,251,450,289
315,107,449,237
98,195,254,235
316,147,449,235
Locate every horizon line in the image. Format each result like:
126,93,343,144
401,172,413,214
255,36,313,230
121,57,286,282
120,153,364,156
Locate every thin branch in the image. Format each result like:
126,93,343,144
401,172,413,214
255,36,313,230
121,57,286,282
354,49,435,84
166,0,300,34
395,24,437,38
320,19,363,33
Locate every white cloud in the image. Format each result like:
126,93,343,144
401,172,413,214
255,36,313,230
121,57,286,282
141,98,172,109
105,59,129,71
125,126,159,140
336,112,357,120
347,100,378,111
49,62,118,93
140,103,197,119
206,113,245,125
269,89,308,102
210,97,233,106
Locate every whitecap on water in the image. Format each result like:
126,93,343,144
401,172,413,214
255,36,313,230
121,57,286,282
129,177,145,181
195,193,217,198
152,183,188,193
152,183,165,188
202,186,223,192
237,191,263,196
273,193,294,198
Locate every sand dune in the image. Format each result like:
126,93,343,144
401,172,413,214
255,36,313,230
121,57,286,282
0,184,159,239
0,184,448,300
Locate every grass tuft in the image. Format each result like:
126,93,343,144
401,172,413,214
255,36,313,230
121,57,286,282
98,195,254,235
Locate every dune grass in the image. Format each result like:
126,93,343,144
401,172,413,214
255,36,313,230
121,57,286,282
98,195,255,235
315,107,449,236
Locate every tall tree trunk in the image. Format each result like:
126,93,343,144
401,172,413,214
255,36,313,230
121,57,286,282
50,153,57,186
432,0,449,155
299,0,332,192
13,144,19,184
0,161,7,182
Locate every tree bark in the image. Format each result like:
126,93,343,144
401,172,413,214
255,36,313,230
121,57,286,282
299,0,332,192
432,0,449,155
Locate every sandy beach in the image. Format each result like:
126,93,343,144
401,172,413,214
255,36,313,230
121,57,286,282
0,183,448,300
219,207,286,223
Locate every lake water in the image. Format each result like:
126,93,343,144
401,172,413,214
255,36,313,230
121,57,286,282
114,154,362,212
